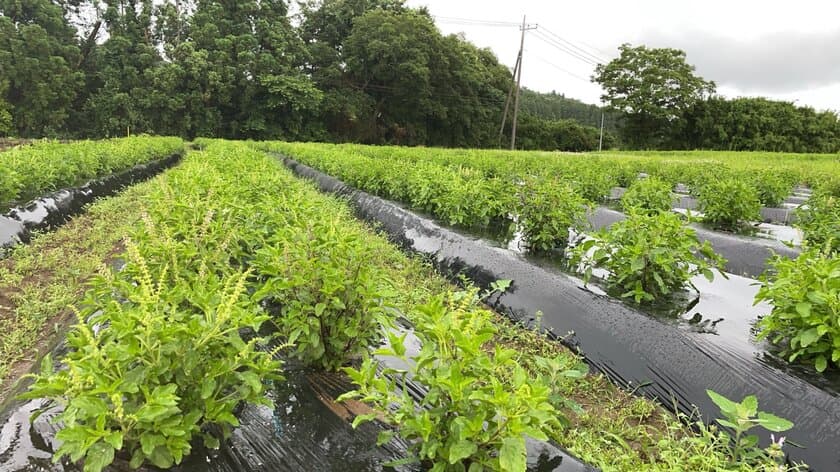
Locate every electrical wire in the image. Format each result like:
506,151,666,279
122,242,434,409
532,55,592,83
534,25,609,64
531,30,600,66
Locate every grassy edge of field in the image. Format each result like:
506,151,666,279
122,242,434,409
0,177,164,404
0,143,779,471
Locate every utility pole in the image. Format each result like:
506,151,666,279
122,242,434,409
510,16,536,150
598,112,605,151
498,54,521,146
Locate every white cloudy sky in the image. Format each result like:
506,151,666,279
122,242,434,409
406,0,840,112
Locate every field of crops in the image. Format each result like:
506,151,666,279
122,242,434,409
1,139,837,471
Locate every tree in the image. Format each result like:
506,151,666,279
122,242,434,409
593,43,715,149
80,0,160,137
0,0,84,137
183,0,321,139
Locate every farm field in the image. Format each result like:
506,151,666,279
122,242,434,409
0,139,836,471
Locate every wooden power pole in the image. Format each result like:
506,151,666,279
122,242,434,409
510,16,536,150
598,112,605,151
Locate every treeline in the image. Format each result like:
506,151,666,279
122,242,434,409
674,97,840,153
593,44,840,153
0,0,609,151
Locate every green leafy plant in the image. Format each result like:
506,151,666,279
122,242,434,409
706,390,794,467
571,210,726,304
340,290,581,471
621,176,674,215
254,218,393,371
518,178,591,252
750,171,792,208
755,248,840,372
796,192,839,254
21,242,281,472
698,179,761,231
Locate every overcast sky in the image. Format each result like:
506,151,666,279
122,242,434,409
406,0,840,112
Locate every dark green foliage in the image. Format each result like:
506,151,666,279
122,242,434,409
513,114,614,152
572,210,726,304
756,249,840,372
698,179,761,231
520,88,620,136
621,177,674,215
796,192,840,254
0,0,84,137
677,97,840,153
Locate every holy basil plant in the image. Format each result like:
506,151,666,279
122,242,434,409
706,390,794,467
698,179,761,231
755,247,840,372
253,212,393,371
339,290,584,471
572,210,727,304
621,176,675,215
517,177,591,252
21,242,281,472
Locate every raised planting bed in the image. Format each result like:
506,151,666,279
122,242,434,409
0,152,183,250
0,324,594,472
280,156,840,471
0,137,184,210
0,141,614,472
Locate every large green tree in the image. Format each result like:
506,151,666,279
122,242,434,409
80,0,160,137
593,43,715,149
0,0,84,136
182,0,320,139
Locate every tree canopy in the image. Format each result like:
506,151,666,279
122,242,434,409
0,2,837,153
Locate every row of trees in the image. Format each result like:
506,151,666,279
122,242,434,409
593,44,840,152
2,2,838,152
0,0,611,150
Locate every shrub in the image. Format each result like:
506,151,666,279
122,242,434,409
518,178,591,252
750,171,792,208
435,173,515,227
698,179,761,231
21,243,280,472
796,192,839,254
340,291,582,471
254,217,392,371
571,210,726,304
755,248,840,372
621,177,674,215
572,167,615,202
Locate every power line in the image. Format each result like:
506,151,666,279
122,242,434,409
531,30,600,66
535,25,609,64
531,54,592,83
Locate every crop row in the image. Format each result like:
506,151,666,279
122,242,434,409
21,140,589,471
263,142,839,374
20,140,802,471
261,142,837,250
0,137,184,209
